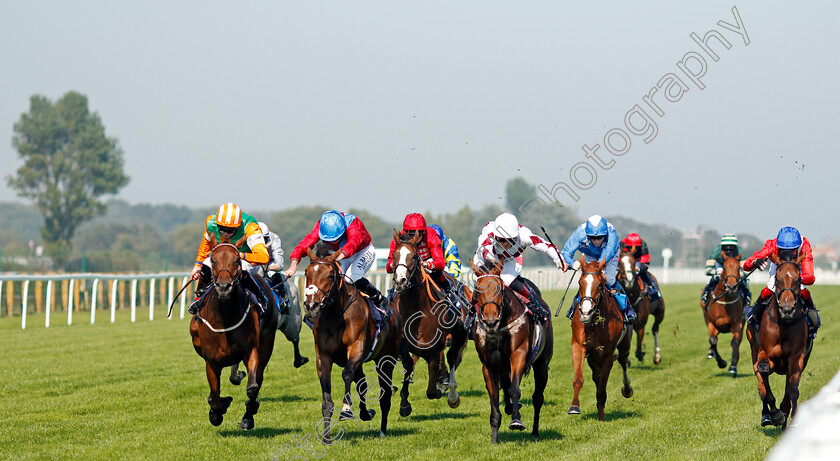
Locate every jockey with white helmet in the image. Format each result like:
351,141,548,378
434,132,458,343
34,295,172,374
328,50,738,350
472,212,563,323
559,215,635,324
257,222,291,313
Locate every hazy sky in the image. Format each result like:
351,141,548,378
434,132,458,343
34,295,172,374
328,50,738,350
2,2,838,242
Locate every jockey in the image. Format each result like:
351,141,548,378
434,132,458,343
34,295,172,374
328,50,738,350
744,227,820,338
560,215,635,324
285,210,389,321
258,222,290,315
429,224,462,279
702,234,751,305
387,213,459,307
471,212,561,324
621,233,661,301
188,203,270,317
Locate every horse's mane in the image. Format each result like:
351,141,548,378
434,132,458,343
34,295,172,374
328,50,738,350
313,241,337,259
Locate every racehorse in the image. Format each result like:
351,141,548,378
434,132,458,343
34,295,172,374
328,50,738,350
230,276,308,385
189,234,278,430
618,250,665,364
745,252,812,428
569,257,633,420
303,245,400,440
701,253,745,375
390,230,469,416
471,261,553,443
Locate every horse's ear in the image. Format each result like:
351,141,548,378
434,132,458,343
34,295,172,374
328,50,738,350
720,250,726,260
597,258,607,272
327,250,342,263
208,232,217,249
306,247,316,261
736,253,743,261
768,252,781,266
393,228,400,242
234,234,247,249
491,260,503,275
796,252,807,266
410,231,423,245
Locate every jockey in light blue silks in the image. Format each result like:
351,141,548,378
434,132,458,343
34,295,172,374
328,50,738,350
559,215,636,324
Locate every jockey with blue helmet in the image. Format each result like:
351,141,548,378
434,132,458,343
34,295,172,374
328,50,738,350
744,226,819,338
560,215,635,324
285,210,388,315
429,224,462,279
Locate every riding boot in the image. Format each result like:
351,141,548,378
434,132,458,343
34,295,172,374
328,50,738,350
269,273,289,315
802,291,821,339
740,282,753,306
610,281,634,324
465,304,476,340
188,266,212,315
701,277,717,305
354,277,388,311
433,271,461,314
747,293,770,331
641,271,660,301
566,295,580,320
527,289,549,324
241,271,269,318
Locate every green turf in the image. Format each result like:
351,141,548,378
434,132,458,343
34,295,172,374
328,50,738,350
1,284,838,460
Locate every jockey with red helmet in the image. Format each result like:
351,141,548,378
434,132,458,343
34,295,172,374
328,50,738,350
744,226,820,338
285,210,388,316
621,233,661,301
188,203,271,316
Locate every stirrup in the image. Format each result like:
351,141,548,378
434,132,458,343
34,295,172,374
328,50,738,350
188,298,201,315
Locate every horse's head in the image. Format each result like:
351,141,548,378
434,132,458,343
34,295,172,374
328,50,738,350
720,251,743,291
470,260,506,331
577,257,607,324
391,228,422,293
209,233,247,301
769,251,806,320
302,245,342,321
618,251,636,292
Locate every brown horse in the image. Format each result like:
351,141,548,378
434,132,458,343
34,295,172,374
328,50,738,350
746,252,812,428
189,234,278,430
471,261,553,443
701,253,745,375
569,257,633,420
618,251,665,365
302,246,400,440
390,230,469,416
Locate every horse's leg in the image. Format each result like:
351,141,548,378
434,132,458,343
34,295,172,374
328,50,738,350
707,321,727,369
446,327,468,409
426,354,443,400
340,360,362,420
531,334,552,438
376,356,396,437
782,352,806,428
634,322,645,363
508,351,526,431
619,325,634,398
729,325,742,376
756,355,783,426
569,341,585,415
652,301,664,365
353,366,375,421
317,355,337,444
229,362,246,385
399,342,415,417
291,337,309,368
240,348,262,430
481,364,502,444
595,357,615,421
206,362,232,426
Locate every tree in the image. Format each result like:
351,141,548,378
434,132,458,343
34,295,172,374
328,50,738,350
505,177,536,212
7,91,129,267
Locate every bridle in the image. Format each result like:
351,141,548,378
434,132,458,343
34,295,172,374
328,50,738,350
578,271,606,318
772,261,804,321
709,256,743,305
305,260,345,315
473,273,519,332
210,243,243,287
392,240,422,292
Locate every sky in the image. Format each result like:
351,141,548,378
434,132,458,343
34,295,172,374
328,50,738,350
1,1,838,242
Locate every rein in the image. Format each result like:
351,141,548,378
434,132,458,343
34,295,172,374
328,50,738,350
197,305,252,333
474,274,526,334
394,241,446,302
196,242,252,333
307,260,347,313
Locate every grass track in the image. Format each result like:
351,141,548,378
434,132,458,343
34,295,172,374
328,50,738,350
1,284,838,460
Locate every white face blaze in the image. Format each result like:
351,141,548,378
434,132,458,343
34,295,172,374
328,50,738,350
395,246,410,283
620,255,633,281
580,274,595,316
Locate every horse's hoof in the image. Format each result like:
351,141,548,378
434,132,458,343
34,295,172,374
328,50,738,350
391,385,398,394
716,359,727,369
728,366,737,376
706,350,714,359
339,410,355,421
408,371,414,384
621,386,634,398
399,405,412,417
360,409,375,421
568,406,581,415
294,356,309,368
509,419,525,431
448,395,461,409
654,353,662,365
761,413,772,427
635,352,645,362
240,417,254,431
221,396,233,411
771,411,786,427
230,371,246,385
209,411,223,426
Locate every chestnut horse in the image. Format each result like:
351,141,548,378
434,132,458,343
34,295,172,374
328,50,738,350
302,246,400,440
618,250,665,364
701,253,745,375
189,234,278,430
390,230,469,416
746,252,812,428
569,257,633,420
471,261,553,443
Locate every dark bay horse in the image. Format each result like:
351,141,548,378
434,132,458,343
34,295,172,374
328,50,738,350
746,252,811,428
570,257,633,420
189,234,278,430
702,253,745,375
390,230,468,416
618,251,665,364
471,261,553,443
302,247,400,440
